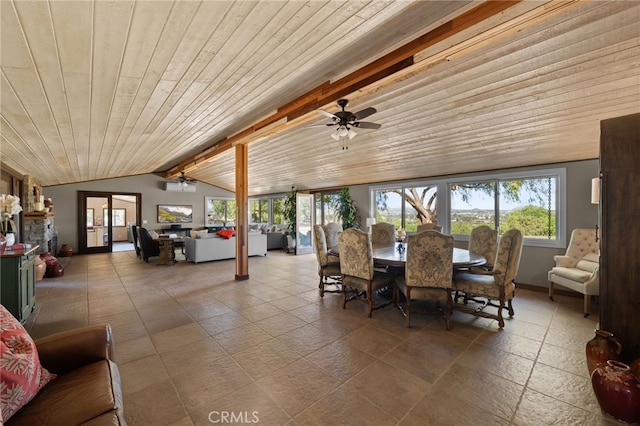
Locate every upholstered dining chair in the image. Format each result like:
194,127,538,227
396,230,454,329
322,222,343,252
138,227,161,262
416,223,443,233
468,225,498,271
452,229,523,328
548,228,599,317
313,225,342,297
338,228,395,317
371,222,396,246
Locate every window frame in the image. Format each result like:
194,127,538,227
370,167,566,248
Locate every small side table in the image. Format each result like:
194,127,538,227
157,237,177,266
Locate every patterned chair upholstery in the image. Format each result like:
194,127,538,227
338,228,395,317
322,222,342,252
314,225,342,297
416,223,443,233
371,222,395,246
395,230,454,329
548,228,599,317
468,225,498,270
453,229,523,328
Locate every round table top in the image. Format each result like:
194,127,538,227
371,243,486,268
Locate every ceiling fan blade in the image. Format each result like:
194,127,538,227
352,121,381,129
353,107,377,120
316,109,339,121
306,123,337,128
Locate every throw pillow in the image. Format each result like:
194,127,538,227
1,306,56,422
150,230,159,239
217,229,235,239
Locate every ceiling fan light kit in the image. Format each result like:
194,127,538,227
315,98,381,149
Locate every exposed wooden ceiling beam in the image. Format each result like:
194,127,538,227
166,0,582,179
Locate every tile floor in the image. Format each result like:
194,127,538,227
25,250,622,425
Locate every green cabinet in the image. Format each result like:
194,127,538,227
1,247,38,323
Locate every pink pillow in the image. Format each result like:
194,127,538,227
217,229,235,239
1,305,56,422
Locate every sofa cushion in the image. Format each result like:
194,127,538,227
217,229,235,239
7,360,123,426
0,306,56,422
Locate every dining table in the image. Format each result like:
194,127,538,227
371,242,487,269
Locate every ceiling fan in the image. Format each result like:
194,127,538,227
312,99,382,149
177,172,196,186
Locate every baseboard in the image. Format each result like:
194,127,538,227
516,281,588,299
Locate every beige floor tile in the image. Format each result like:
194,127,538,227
120,355,170,396
406,327,472,359
381,340,453,384
151,322,209,354
189,383,291,426
232,338,302,379
305,339,377,381
116,335,157,364
160,337,228,378
276,323,338,357
344,359,430,420
255,311,308,337
527,363,602,415
430,363,524,421
456,342,535,385
343,325,404,358
256,358,341,416
123,379,187,426
537,341,591,378
475,328,543,360
294,384,397,426
198,311,252,336
237,302,283,322
400,388,510,425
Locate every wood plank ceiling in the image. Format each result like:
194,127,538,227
1,0,639,196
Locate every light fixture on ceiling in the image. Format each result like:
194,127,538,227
330,125,357,149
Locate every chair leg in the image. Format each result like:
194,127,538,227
319,275,325,297
584,294,591,318
405,287,411,327
445,290,452,330
549,282,554,301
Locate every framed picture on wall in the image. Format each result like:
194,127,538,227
157,204,193,223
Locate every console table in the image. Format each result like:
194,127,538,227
1,246,39,323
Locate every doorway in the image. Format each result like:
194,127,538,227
78,191,141,254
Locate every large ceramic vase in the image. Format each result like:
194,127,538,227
586,329,622,375
34,256,46,281
591,360,640,423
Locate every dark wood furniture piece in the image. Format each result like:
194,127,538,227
599,112,640,362
1,246,39,323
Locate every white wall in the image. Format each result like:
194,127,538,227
45,174,233,251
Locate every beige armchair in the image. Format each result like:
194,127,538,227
548,228,599,317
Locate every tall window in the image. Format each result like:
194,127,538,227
449,170,564,246
373,185,437,230
205,198,236,226
272,198,285,225
314,191,340,224
250,199,269,223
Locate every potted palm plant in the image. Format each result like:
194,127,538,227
283,187,297,251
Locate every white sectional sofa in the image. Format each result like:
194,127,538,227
184,232,267,263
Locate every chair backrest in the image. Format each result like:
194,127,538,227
468,225,498,268
322,222,342,251
565,228,599,260
493,229,523,286
314,225,329,266
371,222,395,246
405,231,454,288
338,228,374,280
416,223,443,233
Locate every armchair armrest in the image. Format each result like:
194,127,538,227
35,324,114,375
553,255,576,268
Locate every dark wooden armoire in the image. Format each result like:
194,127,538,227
599,112,640,363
